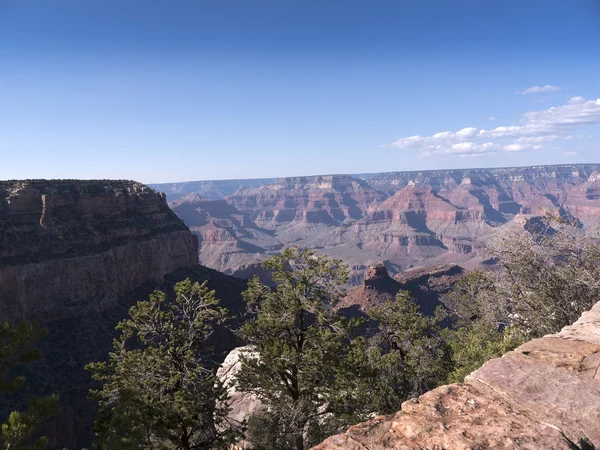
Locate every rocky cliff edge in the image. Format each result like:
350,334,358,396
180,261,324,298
0,180,198,321
313,300,600,449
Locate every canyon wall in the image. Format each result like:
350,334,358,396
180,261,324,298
0,180,198,321
167,164,600,282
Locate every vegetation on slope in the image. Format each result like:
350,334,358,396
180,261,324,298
81,212,600,449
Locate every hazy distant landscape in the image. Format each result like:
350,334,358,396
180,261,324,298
152,163,600,282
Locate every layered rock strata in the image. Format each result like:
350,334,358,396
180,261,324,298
339,263,463,316
313,301,600,449
167,164,600,282
0,180,198,321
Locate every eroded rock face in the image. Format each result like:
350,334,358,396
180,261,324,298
169,193,279,274
0,180,198,321
338,263,403,313
313,299,600,450
167,164,600,283
227,174,387,226
339,263,464,316
216,346,264,449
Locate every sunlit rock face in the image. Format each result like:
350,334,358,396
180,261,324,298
167,164,600,281
0,180,198,321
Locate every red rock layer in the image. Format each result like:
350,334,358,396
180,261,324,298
167,164,600,282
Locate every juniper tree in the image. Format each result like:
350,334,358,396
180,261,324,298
486,213,600,337
235,248,369,450
442,270,524,382
0,321,59,450
362,291,452,413
87,279,233,450
440,212,600,382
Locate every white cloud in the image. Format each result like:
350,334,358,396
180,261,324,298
387,96,600,158
504,143,528,152
569,96,586,104
489,116,496,121
459,153,492,158
515,85,561,95
455,127,478,139
515,135,574,144
564,151,578,156
420,141,498,158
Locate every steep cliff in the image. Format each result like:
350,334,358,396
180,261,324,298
169,193,279,272
0,180,198,321
313,299,600,449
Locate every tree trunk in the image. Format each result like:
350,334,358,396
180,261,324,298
295,433,304,450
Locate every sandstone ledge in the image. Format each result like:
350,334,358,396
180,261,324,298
313,302,600,449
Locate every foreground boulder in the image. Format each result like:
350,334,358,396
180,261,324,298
216,346,265,449
313,302,600,449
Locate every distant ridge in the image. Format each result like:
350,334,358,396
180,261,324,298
150,163,600,201
163,163,600,283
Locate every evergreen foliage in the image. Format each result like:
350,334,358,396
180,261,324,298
441,213,600,381
0,321,59,450
87,279,234,450
235,248,370,450
362,292,452,413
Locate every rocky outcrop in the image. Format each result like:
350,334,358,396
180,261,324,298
338,263,403,313
216,346,264,433
339,263,464,316
313,300,600,449
0,180,198,321
230,261,274,285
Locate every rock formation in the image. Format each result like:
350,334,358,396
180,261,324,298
312,300,600,449
339,263,464,316
216,346,264,444
166,164,600,282
338,262,404,313
0,180,199,321
169,193,279,274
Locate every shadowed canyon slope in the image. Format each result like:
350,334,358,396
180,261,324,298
0,180,199,321
0,180,247,448
313,300,600,450
160,164,600,282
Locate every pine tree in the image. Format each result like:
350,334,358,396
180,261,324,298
87,279,234,450
235,248,369,450
0,321,59,450
363,291,452,413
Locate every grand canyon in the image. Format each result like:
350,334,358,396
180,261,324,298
1,164,600,448
153,163,600,283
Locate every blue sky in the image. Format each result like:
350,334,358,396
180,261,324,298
1,0,599,182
